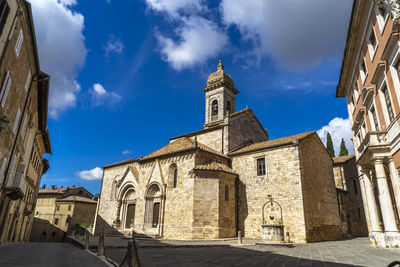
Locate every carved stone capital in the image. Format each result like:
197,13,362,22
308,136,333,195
384,0,400,24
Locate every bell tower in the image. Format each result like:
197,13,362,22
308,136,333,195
203,60,239,128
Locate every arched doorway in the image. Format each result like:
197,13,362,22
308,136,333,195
118,185,137,229
144,183,162,229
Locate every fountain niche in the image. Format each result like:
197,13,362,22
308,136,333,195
261,195,285,243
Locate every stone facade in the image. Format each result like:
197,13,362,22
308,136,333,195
96,61,343,243
333,155,368,238
30,186,95,242
0,0,51,244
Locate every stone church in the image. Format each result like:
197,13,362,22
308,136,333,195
95,61,344,242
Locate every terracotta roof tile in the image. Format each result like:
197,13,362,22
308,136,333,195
332,155,355,164
143,137,227,160
56,196,97,204
193,162,237,175
230,131,315,155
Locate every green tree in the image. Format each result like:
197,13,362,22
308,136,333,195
42,184,46,189
326,133,335,157
339,138,349,156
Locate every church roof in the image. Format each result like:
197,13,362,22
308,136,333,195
230,131,315,156
143,137,227,160
193,162,237,175
332,155,355,164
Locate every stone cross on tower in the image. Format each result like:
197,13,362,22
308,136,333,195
202,59,239,128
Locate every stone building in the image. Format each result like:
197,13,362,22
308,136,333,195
31,185,95,242
96,60,345,243
0,0,51,244
333,155,368,238
337,0,400,247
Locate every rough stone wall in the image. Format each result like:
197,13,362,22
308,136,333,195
229,110,268,152
232,145,307,242
218,172,236,237
192,171,220,238
71,202,97,229
194,128,223,153
298,134,341,242
334,159,368,238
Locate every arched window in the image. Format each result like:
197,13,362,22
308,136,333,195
226,101,231,114
225,185,229,201
173,168,178,188
212,100,218,116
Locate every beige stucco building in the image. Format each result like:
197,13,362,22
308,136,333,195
0,0,51,244
337,0,400,247
95,60,348,243
30,185,95,242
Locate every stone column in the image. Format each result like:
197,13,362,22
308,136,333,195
361,168,381,233
374,158,398,232
388,159,400,219
358,169,372,233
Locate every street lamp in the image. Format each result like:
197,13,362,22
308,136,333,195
0,116,10,131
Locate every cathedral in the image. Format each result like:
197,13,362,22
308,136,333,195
95,61,345,242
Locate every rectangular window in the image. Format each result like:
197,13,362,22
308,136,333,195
370,106,379,131
0,157,7,184
20,115,27,136
54,218,59,225
24,71,31,91
360,61,368,83
8,154,17,184
0,70,11,107
0,0,9,36
68,205,71,211
56,205,60,211
38,198,42,206
49,198,53,205
257,158,266,176
12,108,20,134
15,29,23,56
45,215,49,221
382,85,395,122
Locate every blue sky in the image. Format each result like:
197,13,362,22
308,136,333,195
30,0,353,195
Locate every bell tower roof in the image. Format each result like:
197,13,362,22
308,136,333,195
203,59,239,95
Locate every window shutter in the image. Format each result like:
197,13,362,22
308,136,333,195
0,70,10,106
0,157,7,185
13,108,20,133
24,71,31,91
15,29,23,56
20,114,27,136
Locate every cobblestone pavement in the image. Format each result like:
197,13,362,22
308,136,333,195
96,237,400,266
0,242,107,267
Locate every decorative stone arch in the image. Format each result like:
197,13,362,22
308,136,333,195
144,182,165,236
115,182,137,229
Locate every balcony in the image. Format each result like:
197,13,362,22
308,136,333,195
357,131,389,157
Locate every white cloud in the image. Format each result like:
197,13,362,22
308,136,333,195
317,117,354,157
30,0,87,118
104,36,124,56
157,16,228,70
76,167,103,181
90,83,122,107
122,150,132,155
220,0,352,70
144,0,203,17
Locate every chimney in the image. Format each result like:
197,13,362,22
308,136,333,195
51,185,55,189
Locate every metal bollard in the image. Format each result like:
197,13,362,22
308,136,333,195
127,238,141,267
97,234,105,256
238,231,242,245
84,230,89,250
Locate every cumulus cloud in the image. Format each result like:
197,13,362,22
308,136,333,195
122,150,132,155
30,0,87,118
220,0,352,70
104,36,124,56
90,83,122,107
76,167,103,181
156,16,228,70
317,117,354,156
144,0,203,17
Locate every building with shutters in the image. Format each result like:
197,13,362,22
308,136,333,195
0,0,51,244
94,60,366,242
